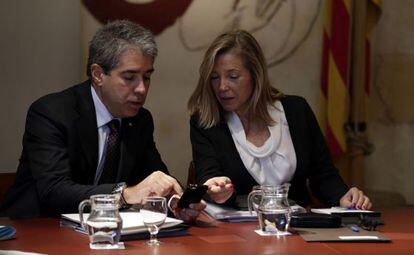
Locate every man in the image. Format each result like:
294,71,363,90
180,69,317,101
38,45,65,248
0,20,205,220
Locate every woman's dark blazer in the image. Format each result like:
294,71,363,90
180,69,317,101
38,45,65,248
190,95,348,207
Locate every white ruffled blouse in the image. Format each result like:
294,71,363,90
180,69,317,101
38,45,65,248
226,101,297,186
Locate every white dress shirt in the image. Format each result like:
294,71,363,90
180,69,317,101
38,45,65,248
227,101,297,186
91,86,120,184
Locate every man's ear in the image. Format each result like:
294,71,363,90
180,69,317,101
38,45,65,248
90,64,105,86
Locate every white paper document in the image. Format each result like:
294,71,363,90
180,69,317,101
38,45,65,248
339,235,379,240
311,207,374,215
204,203,306,222
61,211,183,235
0,251,46,255
204,202,257,222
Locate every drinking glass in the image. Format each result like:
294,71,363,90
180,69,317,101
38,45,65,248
141,197,167,246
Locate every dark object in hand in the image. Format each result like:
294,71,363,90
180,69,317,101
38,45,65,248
177,184,208,208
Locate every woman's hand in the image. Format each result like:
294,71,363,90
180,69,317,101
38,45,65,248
204,177,234,204
339,187,372,210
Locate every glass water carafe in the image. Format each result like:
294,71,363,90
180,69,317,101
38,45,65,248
78,194,123,249
248,184,291,235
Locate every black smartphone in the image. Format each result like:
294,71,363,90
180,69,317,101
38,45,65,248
177,184,208,208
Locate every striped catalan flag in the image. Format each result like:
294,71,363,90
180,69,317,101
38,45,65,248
319,0,381,159
319,0,352,159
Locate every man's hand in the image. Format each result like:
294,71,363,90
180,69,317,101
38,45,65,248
122,171,183,204
339,187,372,210
204,176,234,204
169,196,207,222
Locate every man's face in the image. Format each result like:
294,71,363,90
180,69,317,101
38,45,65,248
93,48,154,118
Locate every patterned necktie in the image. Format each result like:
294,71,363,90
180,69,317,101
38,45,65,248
99,119,121,184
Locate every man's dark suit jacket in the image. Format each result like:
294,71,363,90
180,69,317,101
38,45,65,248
1,81,167,218
190,95,348,207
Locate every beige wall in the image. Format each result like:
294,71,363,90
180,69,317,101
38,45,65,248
365,0,414,204
0,0,81,172
1,0,413,205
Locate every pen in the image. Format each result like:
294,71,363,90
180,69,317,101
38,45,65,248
349,226,360,232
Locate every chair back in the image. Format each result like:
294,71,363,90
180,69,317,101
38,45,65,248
0,173,16,204
186,161,196,186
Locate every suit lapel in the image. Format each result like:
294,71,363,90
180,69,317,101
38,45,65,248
74,82,99,180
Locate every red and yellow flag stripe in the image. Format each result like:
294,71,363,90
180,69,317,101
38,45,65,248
320,0,352,158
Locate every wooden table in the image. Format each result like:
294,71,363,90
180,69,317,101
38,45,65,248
1,207,414,255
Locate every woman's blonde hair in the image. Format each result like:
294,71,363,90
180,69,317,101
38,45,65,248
188,30,282,128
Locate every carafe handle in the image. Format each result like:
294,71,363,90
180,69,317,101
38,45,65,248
247,190,262,215
78,199,91,231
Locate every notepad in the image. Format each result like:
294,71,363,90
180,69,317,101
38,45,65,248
61,211,183,235
311,207,382,225
204,202,257,222
311,207,377,215
204,202,306,222
295,227,391,242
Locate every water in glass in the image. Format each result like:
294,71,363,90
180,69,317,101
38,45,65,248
258,208,290,233
248,184,291,236
141,197,167,246
78,194,122,249
86,217,122,246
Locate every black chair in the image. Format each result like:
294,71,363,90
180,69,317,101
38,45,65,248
186,161,196,186
0,173,15,204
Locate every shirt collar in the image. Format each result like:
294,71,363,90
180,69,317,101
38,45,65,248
91,85,116,128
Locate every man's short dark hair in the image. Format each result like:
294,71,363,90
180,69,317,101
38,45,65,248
86,20,157,77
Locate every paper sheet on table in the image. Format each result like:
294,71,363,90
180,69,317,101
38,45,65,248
204,202,306,222
204,202,257,222
61,211,182,235
311,207,374,214
0,251,46,255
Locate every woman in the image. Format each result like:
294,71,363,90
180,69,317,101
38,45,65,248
188,30,372,209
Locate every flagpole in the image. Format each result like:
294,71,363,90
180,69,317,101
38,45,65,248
349,0,368,189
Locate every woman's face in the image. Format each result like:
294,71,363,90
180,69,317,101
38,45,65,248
211,51,253,116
